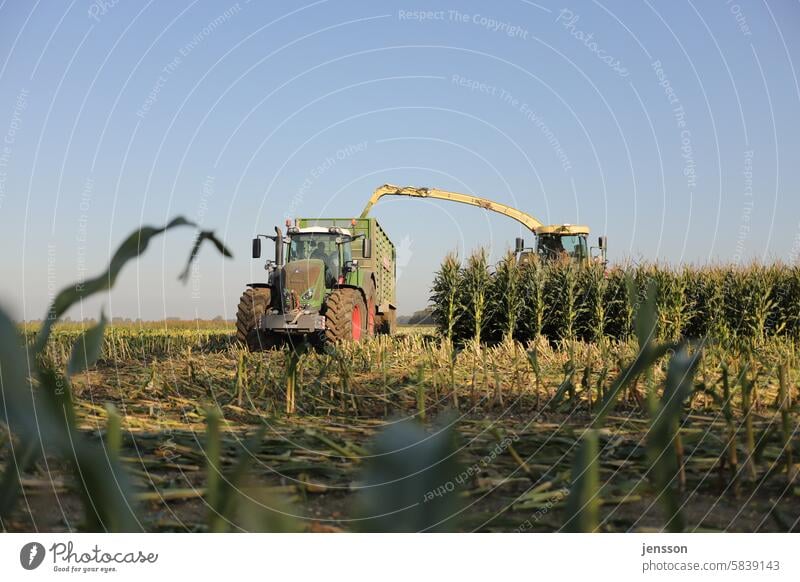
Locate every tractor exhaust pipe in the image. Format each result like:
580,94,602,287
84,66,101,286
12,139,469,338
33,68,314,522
274,226,284,267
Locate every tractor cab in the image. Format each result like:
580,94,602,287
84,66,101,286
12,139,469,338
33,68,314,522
286,226,355,288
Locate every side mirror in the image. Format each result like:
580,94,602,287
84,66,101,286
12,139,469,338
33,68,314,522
363,237,372,259
252,237,262,259
598,236,606,249
515,237,525,253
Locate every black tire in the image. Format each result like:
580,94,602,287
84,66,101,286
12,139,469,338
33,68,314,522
384,307,397,335
236,288,278,351
375,307,397,335
323,288,367,344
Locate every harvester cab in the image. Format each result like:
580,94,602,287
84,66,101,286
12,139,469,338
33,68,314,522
516,225,607,266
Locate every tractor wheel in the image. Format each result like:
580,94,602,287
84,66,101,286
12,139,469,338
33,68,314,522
323,288,367,343
384,307,397,335
236,288,278,351
375,307,397,335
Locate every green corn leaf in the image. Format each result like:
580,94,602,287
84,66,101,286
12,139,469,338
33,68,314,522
216,426,272,530
2,215,232,531
0,441,37,519
67,312,108,376
0,309,35,440
71,437,141,532
36,217,231,352
355,417,463,532
105,403,122,463
0,310,68,449
563,429,600,532
647,346,701,533
205,406,223,531
35,217,191,351
178,230,234,283
634,280,659,349
591,342,676,429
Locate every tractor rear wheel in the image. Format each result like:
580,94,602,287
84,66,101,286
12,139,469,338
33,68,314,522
384,307,397,335
375,307,397,335
236,288,278,351
323,288,367,343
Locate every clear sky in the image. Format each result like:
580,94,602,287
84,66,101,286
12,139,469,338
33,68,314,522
0,0,798,320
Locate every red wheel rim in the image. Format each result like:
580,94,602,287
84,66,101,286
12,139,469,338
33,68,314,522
367,298,375,336
351,305,362,341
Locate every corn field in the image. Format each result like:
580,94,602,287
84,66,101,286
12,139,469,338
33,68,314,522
1,220,799,533
430,252,800,346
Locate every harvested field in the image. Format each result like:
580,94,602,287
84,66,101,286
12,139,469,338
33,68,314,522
3,325,798,532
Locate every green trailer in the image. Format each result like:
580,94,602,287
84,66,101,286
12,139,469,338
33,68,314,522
236,216,397,350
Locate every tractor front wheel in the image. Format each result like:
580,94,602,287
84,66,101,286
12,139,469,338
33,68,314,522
236,288,279,351
324,288,367,343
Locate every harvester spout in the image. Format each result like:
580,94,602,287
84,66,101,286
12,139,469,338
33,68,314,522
361,184,545,234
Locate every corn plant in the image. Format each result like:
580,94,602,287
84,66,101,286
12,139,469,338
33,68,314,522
460,249,491,345
517,259,545,342
489,251,524,342
430,252,462,344
652,264,690,341
543,259,580,341
577,263,608,342
430,256,800,345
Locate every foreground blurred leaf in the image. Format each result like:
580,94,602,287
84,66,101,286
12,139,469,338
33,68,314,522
70,437,140,532
178,230,233,283
0,309,140,530
355,417,463,532
562,429,600,532
2,216,232,530
591,342,675,429
647,346,701,532
234,485,303,533
0,309,32,430
0,309,61,447
592,277,676,428
36,217,232,352
634,281,659,349
36,217,191,351
67,312,107,375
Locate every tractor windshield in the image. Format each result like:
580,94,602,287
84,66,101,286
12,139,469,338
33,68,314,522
537,234,588,262
288,233,351,285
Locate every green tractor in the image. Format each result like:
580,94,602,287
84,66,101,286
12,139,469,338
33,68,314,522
236,217,397,350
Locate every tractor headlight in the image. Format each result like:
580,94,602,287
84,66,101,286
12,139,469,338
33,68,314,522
301,287,314,301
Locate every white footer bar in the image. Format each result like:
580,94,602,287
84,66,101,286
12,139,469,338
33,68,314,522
1,533,796,581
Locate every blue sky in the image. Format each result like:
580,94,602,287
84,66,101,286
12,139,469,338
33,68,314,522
0,0,798,320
